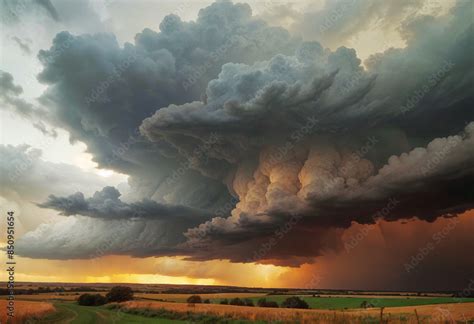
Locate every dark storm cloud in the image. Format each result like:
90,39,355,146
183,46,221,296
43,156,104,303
16,0,474,266
140,1,474,262
39,186,211,222
35,0,299,208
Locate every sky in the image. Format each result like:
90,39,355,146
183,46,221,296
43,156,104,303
0,0,472,291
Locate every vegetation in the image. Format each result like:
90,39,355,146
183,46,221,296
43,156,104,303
257,298,279,308
106,286,134,303
186,295,202,303
229,298,245,306
77,293,107,306
281,296,309,309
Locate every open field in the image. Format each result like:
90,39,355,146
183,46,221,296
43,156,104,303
10,292,473,310
240,295,474,310
30,302,186,323
0,300,55,323
116,300,474,323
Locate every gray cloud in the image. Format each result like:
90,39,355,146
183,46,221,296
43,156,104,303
0,70,57,136
39,186,211,222
14,0,474,267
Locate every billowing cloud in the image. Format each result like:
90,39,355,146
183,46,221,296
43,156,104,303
13,0,474,275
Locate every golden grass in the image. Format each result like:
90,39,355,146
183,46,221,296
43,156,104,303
354,302,474,322
0,300,55,324
120,300,474,323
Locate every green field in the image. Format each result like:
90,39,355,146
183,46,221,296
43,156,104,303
212,296,474,310
33,302,184,323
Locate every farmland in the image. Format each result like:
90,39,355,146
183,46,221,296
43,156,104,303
0,300,55,323
2,283,474,323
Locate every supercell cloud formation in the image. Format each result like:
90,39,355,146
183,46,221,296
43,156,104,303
2,0,472,288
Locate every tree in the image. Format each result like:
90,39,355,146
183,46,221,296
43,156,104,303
229,298,245,306
244,298,254,306
281,296,309,309
186,295,202,304
220,298,229,305
78,293,107,306
203,299,211,304
257,298,279,308
105,286,133,303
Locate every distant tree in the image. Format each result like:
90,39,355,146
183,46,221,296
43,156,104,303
281,296,309,309
244,298,254,307
257,298,279,308
106,286,133,303
360,301,375,308
186,295,202,304
220,299,229,305
229,298,245,306
78,293,107,306
203,299,211,304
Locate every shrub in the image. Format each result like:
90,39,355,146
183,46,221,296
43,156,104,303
360,301,375,308
106,286,133,303
203,299,210,304
220,299,229,305
243,298,254,306
186,295,202,304
229,298,245,306
257,298,279,308
281,296,309,309
78,293,107,306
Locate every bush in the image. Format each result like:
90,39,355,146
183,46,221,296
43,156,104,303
281,296,309,309
220,298,229,305
229,298,245,306
360,301,375,308
203,299,210,304
243,298,254,306
78,293,107,306
257,298,279,308
186,295,202,304
106,286,133,303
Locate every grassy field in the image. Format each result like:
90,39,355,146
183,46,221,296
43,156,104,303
29,302,185,323
238,295,474,309
131,293,474,310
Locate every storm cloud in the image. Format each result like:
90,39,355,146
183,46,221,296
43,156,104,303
13,0,474,270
